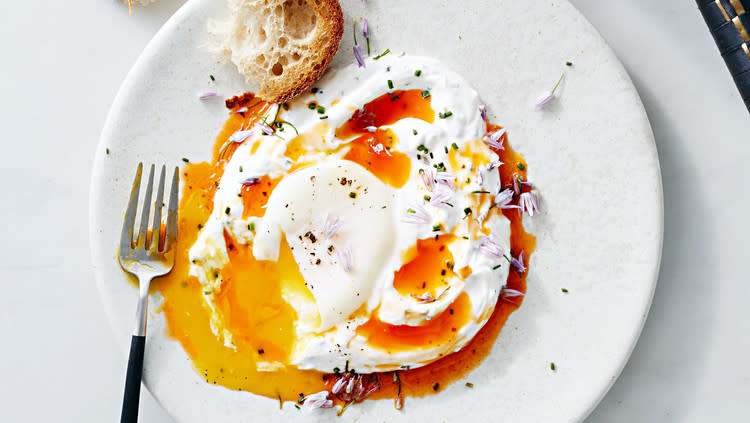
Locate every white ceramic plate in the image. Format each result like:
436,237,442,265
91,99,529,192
90,0,662,421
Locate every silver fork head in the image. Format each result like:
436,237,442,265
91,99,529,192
119,163,179,280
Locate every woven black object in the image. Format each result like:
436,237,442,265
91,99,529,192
697,0,750,113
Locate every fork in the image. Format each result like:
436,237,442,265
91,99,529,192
118,163,179,423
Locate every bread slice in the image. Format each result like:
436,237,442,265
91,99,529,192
211,0,344,103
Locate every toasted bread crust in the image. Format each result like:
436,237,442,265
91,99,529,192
260,0,343,103
216,0,344,104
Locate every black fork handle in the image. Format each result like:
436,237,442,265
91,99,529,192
120,335,146,423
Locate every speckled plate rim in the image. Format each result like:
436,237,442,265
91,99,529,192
90,0,663,421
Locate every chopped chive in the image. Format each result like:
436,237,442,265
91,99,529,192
550,362,556,371
294,404,300,410
493,264,502,270
452,142,459,150
319,115,328,120
349,192,357,198
465,382,474,388
337,400,356,416
424,195,431,201
239,166,243,172
225,207,231,215
439,111,453,119
209,74,215,81
316,105,326,114
308,103,316,110
105,148,109,155
562,288,569,293
366,37,371,55
517,162,526,170
464,207,472,215
391,95,400,102
444,146,449,154
182,157,189,163
421,90,431,98
248,222,255,231
373,48,390,59
471,190,490,194
407,208,416,214
333,367,340,374
432,383,440,391
413,129,418,135
417,145,426,151
387,79,394,89
381,205,387,209
414,69,422,77
462,236,469,239
432,224,441,231
566,61,573,66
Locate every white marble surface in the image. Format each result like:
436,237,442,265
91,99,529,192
0,0,747,421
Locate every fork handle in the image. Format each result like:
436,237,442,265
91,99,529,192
120,335,146,423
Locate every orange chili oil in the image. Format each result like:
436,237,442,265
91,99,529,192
152,92,536,408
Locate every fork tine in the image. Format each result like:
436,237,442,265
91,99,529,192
136,164,155,249
120,163,143,252
165,166,179,250
151,165,166,251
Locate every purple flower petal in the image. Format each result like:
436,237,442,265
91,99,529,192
256,122,274,135
363,18,370,38
228,129,255,143
479,236,506,259
302,391,333,410
510,251,526,273
323,214,342,238
495,188,514,208
336,248,353,272
353,45,365,67
199,92,219,100
403,203,430,224
500,287,525,303
483,129,505,150
487,160,503,170
419,168,434,191
479,105,487,122
435,172,457,182
519,191,539,216
535,91,555,108
429,184,454,208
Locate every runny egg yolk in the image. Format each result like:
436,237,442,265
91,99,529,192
341,128,412,188
392,234,457,298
